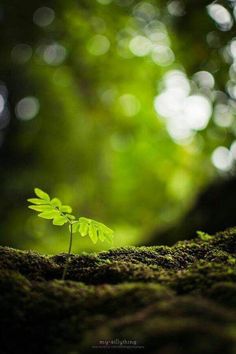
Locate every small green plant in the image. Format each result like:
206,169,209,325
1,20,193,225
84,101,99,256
196,231,212,241
28,188,114,280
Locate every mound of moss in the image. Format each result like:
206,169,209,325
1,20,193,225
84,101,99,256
0,228,236,354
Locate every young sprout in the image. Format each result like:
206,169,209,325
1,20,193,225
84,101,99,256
28,188,114,280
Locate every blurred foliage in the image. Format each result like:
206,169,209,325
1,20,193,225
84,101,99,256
0,0,236,253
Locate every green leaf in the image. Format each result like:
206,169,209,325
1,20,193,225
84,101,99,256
94,221,114,243
97,228,105,242
34,188,50,201
28,205,53,212
66,214,75,220
61,205,72,213
72,221,80,233
53,216,68,226
99,223,114,235
27,198,50,205
103,231,114,243
38,210,60,219
78,218,90,236
28,187,114,246
51,198,62,208
79,217,89,222
88,222,98,244
74,217,114,243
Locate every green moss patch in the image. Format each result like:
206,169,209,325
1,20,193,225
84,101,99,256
0,228,236,353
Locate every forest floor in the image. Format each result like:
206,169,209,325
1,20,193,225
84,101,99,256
0,228,236,354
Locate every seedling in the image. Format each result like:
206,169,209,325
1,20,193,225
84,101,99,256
196,231,212,241
28,188,114,280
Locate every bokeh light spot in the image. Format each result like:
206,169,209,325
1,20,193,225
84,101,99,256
167,1,185,17
184,95,212,130
33,7,55,27
119,94,141,116
154,69,212,143
211,146,233,171
129,35,152,56
230,39,236,59
230,140,236,159
0,95,4,114
207,4,233,31
145,20,168,44
11,44,32,64
164,70,190,94
88,35,110,56
166,117,195,143
15,97,40,121
193,71,215,89
151,45,175,66
100,88,117,105
43,43,67,65
91,17,106,33
214,103,233,127
229,63,236,81
226,81,236,99
133,2,156,22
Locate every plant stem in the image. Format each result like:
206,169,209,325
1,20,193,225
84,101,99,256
62,223,73,281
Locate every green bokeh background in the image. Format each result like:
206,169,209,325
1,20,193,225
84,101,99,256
0,0,235,253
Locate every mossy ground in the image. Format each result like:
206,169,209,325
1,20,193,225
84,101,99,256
0,228,236,353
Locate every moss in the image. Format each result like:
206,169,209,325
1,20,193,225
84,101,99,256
0,228,236,353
